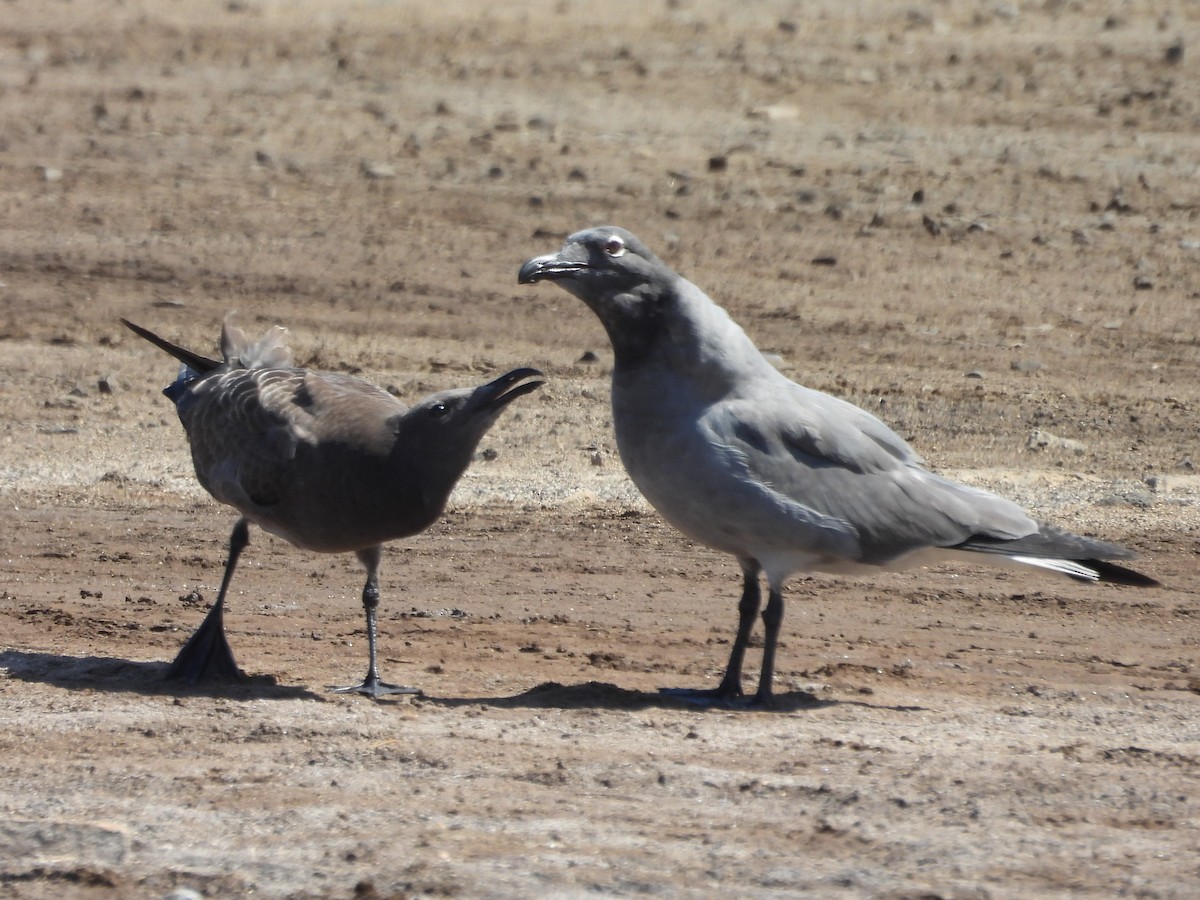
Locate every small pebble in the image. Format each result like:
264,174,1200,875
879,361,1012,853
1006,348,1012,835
1144,475,1169,494
360,160,396,179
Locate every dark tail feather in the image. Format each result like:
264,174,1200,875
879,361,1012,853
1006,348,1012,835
121,318,221,375
1083,559,1160,588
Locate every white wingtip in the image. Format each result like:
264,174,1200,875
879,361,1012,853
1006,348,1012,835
1006,555,1099,582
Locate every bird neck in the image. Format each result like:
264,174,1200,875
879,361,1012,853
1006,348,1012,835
390,433,476,521
614,281,775,393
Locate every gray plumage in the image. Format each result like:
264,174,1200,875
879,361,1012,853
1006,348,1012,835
124,316,543,697
519,226,1157,707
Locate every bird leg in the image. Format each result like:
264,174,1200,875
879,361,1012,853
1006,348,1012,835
166,518,248,683
661,560,761,706
753,584,785,707
329,547,420,699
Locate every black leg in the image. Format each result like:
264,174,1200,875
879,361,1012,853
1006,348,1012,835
661,558,761,706
166,518,248,683
753,582,785,707
714,561,763,697
329,546,420,699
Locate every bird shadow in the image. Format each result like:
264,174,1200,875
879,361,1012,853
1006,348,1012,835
0,649,323,701
423,680,845,713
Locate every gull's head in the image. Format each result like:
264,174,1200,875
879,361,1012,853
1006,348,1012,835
518,226,665,301
519,226,679,361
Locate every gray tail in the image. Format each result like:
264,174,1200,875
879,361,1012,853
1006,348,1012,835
952,526,1159,587
121,318,221,375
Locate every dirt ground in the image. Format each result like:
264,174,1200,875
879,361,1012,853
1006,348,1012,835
1,0,1199,896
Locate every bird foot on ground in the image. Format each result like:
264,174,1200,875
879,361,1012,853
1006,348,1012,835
328,679,422,700
165,627,243,684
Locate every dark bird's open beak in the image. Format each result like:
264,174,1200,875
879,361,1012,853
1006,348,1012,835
518,252,587,284
472,367,545,413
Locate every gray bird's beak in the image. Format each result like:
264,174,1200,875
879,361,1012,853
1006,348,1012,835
471,367,544,413
518,251,587,284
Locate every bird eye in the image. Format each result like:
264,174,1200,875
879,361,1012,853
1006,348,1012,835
603,235,626,258
430,402,448,417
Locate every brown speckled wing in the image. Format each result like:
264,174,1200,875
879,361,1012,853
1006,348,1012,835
178,367,406,511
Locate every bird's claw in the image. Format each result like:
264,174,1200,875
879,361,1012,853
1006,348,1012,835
329,678,422,699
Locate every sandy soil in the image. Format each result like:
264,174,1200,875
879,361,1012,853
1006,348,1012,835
2,0,1199,896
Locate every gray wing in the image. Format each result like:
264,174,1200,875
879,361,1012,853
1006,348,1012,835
709,380,1037,565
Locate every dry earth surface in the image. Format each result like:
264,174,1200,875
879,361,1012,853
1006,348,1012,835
2,0,1199,897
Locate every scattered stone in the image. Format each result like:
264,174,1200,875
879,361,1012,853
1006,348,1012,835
1010,359,1043,373
1164,40,1184,65
1144,474,1170,494
0,819,129,867
1106,190,1133,214
577,350,599,364
1133,275,1154,290
748,104,800,121
481,447,499,461
179,589,205,606
811,255,837,266
1098,490,1155,509
98,374,119,394
964,369,985,379
40,166,63,182
707,155,727,173
1026,429,1087,455
360,160,395,179
922,214,942,236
